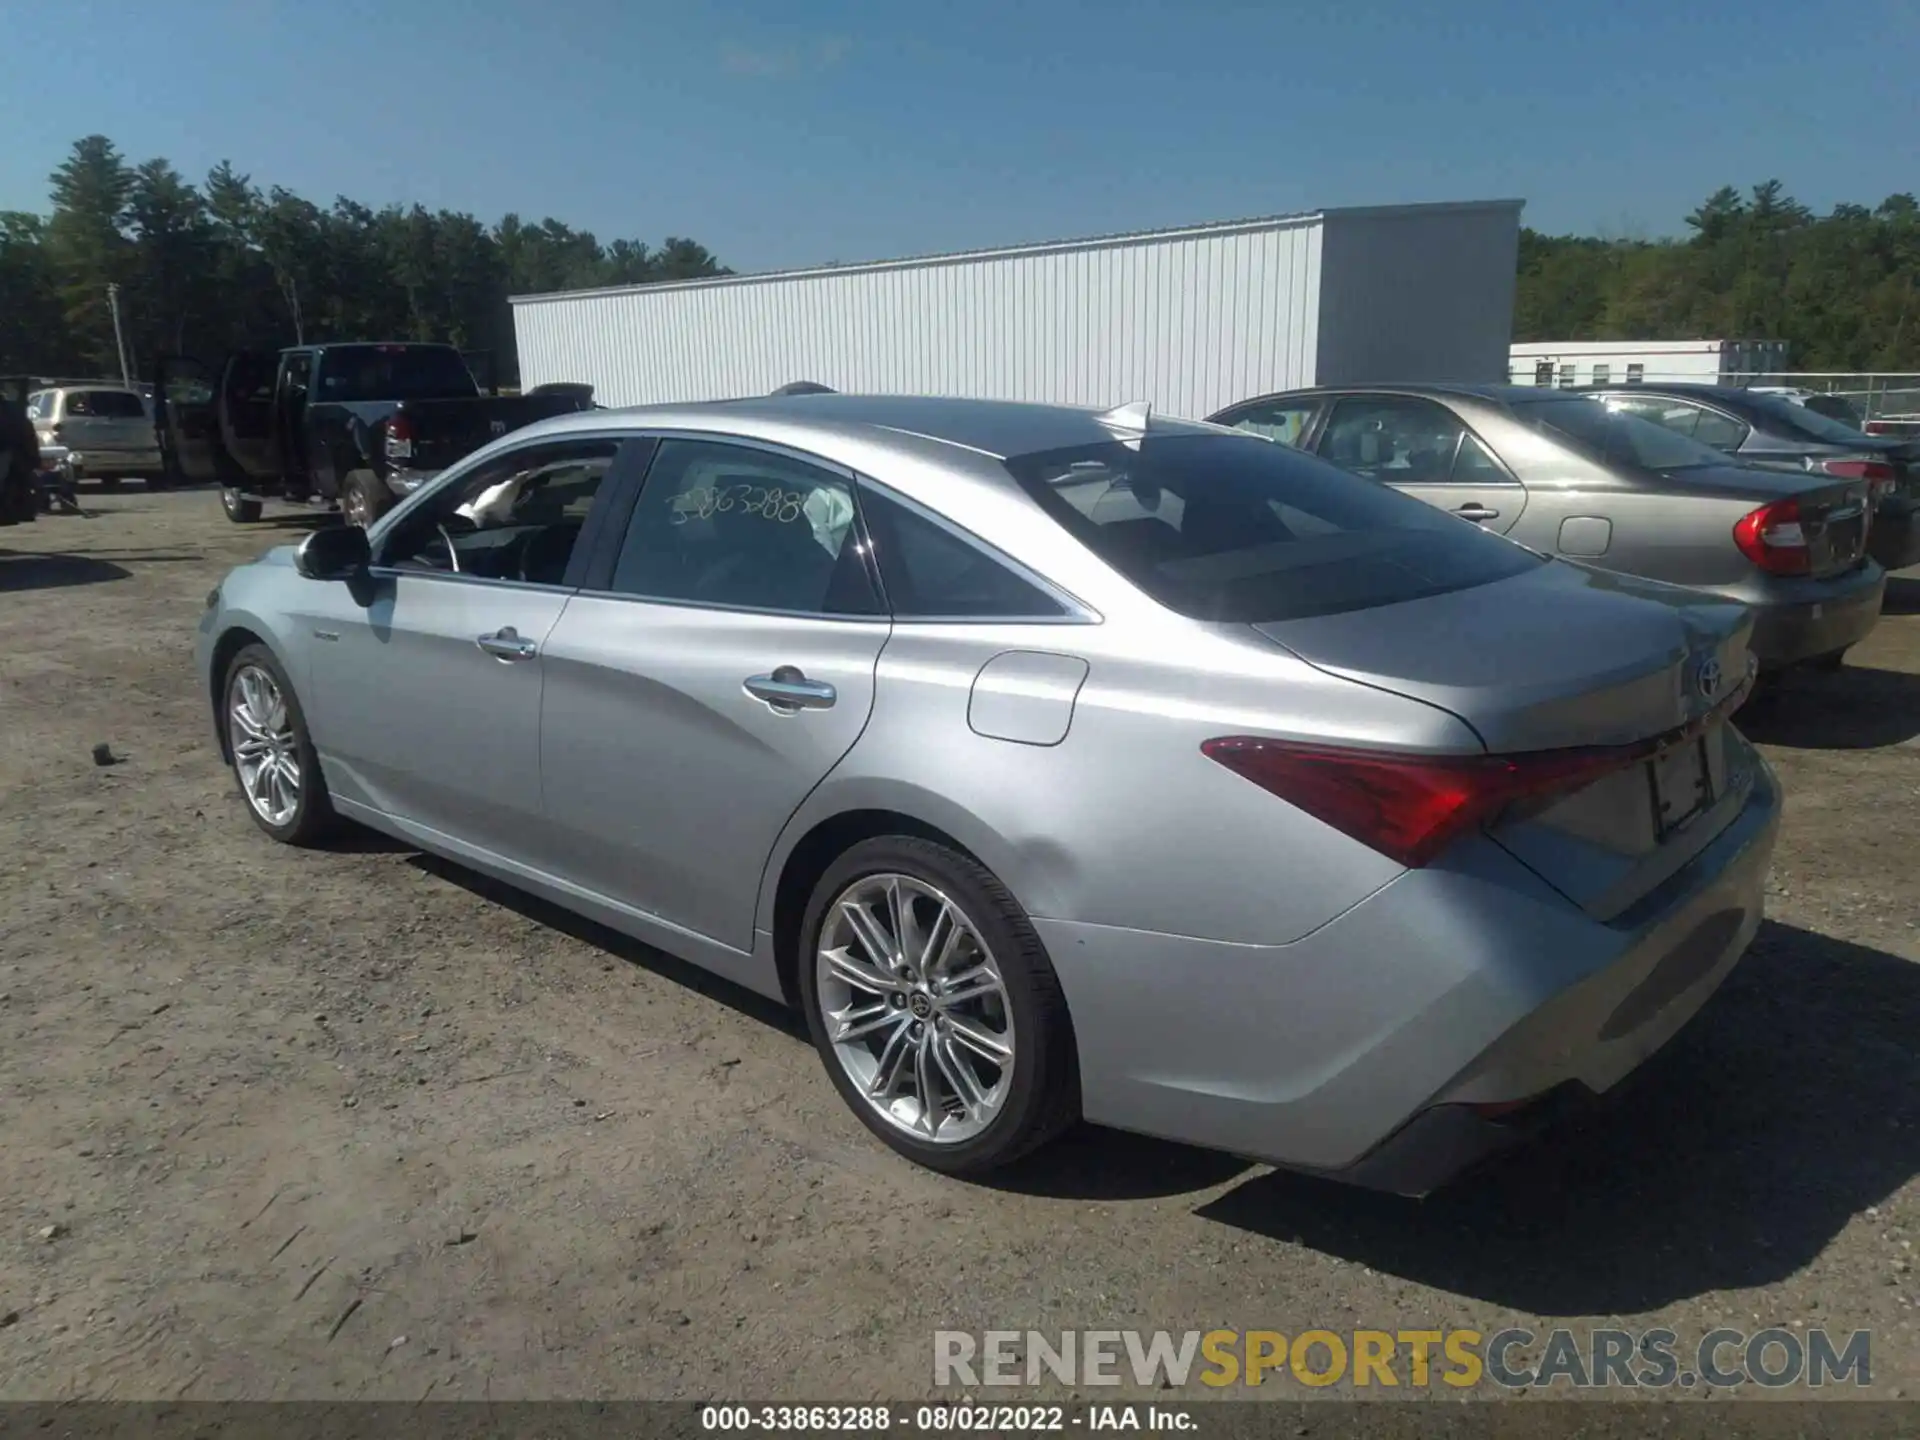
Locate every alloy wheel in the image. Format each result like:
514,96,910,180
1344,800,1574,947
228,664,302,827
815,873,1014,1144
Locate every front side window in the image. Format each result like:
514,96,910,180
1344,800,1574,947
1317,396,1470,485
1002,434,1542,623
609,439,881,616
26,392,51,420
379,439,618,586
857,484,1069,619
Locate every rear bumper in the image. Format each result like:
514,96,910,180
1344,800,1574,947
68,449,164,477
1743,564,1885,668
1036,749,1780,1194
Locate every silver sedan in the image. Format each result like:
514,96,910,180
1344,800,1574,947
1208,384,1886,672
196,395,1779,1193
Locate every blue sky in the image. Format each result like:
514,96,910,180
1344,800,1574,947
4,0,1915,274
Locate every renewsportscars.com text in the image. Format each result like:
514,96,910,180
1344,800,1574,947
932,1327,1872,1391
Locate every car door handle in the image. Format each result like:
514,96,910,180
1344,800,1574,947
1453,504,1501,523
476,626,538,661
745,667,837,712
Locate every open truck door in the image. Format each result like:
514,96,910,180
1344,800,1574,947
153,353,227,484
218,350,278,479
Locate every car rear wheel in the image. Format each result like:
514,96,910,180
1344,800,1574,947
221,487,262,523
341,469,390,529
98,474,121,492
223,644,337,846
799,836,1078,1175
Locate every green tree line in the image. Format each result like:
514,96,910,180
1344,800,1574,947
1516,181,1920,370
0,135,731,385
6,144,1918,386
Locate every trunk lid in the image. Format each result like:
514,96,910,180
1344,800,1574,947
1250,560,1753,754
1665,463,1872,577
1251,560,1760,921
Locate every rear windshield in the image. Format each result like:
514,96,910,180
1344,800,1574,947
1512,396,1724,472
1801,394,1865,428
1742,390,1871,444
1003,434,1543,623
70,389,147,419
317,345,477,402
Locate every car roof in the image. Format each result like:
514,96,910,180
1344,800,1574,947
1573,381,1764,404
1215,382,1580,412
525,392,1223,463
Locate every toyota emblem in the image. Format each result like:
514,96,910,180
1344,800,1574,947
1696,655,1722,700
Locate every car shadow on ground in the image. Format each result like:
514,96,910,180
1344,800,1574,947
0,550,132,591
1881,576,1920,616
403,849,807,1040
1193,920,1920,1314
1737,664,1920,749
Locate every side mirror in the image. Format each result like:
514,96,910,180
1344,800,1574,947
294,524,371,580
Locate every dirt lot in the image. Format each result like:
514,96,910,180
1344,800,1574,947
2,488,1919,1404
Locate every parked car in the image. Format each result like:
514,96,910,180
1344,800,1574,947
23,383,166,490
1208,384,1884,672
1576,382,1920,572
155,343,594,527
199,395,1779,1194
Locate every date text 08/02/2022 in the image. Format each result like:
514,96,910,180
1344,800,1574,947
700,1405,1189,1432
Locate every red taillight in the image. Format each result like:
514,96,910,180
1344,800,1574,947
385,412,414,458
1732,497,1811,576
1199,737,1639,868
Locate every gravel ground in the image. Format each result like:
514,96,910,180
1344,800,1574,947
2,489,1918,1405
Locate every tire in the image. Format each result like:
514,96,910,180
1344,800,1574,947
220,486,263,523
221,643,338,847
798,835,1079,1175
341,469,391,529
146,473,170,492
98,474,121,492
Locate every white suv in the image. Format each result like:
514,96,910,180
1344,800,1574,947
26,385,165,489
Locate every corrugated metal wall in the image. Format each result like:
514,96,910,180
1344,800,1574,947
513,216,1324,417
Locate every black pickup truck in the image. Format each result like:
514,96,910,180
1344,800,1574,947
154,343,594,525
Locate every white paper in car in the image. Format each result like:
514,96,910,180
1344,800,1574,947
457,475,525,527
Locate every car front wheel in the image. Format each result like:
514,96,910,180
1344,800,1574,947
221,487,263,523
223,643,337,846
799,836,1079,1175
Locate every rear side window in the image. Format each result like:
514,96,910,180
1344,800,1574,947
26,392,52,420
87,391,146,420
1002,434,1542,623
610,439,882,616
856,484,1069,619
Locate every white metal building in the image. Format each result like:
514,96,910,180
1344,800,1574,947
512,200,1523,419
1508,339,1790,389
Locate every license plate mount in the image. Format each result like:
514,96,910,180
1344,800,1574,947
1649,736,1713,840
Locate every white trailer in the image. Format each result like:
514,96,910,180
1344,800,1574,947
1508,338,1790,390
512,200,1523,419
